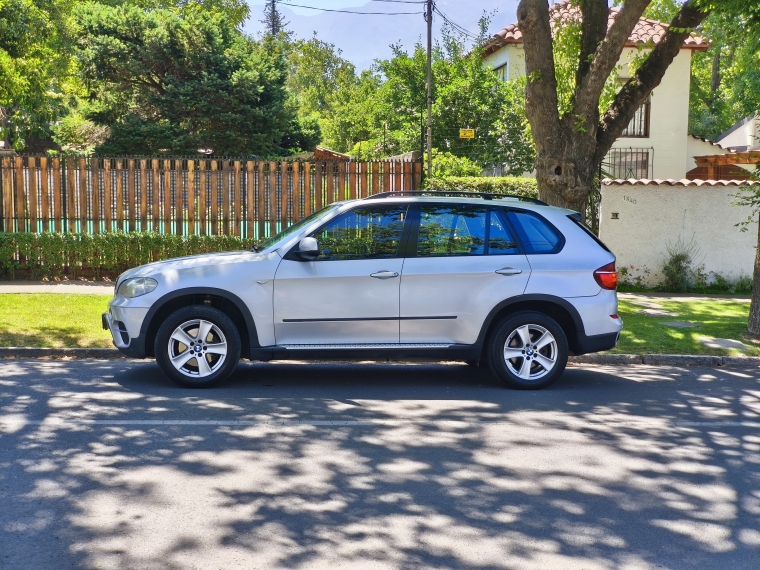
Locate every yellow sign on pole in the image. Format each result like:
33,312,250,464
459,128,475,139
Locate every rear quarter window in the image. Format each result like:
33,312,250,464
506,210,563,254
567,216,611,252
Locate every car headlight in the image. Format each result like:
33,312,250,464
117,277,158,298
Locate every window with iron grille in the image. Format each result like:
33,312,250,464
602,148,654,179
620,96,651,138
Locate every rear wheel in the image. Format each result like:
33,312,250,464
486,311,568,390
155,305,241,388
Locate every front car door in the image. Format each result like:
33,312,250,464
399,203,531,345
273,203,409,345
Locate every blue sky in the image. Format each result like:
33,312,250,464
245,0,520,69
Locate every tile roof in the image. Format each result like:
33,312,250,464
486,1,709,53
689,134,726,149
602,178,759,187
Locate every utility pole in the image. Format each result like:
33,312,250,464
270,0,277,35
425,0,433,180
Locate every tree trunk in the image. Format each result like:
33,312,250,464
747,218,760,337
534,147,596,212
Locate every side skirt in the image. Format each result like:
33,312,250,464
248,343,482,362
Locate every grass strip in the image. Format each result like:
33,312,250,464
612,299,758,356
0,294,112,348
0,294,756,355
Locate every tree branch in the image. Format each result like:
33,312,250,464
595,0,711,161
517,0,561,155
576,0,609,85
575,0,650,119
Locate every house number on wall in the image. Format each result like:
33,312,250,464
623,195,637,204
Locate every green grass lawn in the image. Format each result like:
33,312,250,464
0,294,113,348
612,298,759,356
0,294,756,355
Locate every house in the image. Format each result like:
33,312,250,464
684,115,760,180
716,114,760,152
482,1,709,180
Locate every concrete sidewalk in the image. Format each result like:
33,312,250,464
618,292,751,303
0,280,113,294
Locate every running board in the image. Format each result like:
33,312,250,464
248,343,481,362
282,343,452,349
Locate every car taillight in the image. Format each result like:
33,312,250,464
594,261,617,290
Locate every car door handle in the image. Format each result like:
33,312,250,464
370,271,399,279
495,267,523,276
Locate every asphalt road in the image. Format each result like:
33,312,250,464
1,359,759,570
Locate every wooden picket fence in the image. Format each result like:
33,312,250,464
0,156,422,238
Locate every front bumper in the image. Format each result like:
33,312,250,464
102,308,149,359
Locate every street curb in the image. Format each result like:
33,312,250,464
2,347,760,368
569,354,642,365
0,347,129,359
569,354,760,367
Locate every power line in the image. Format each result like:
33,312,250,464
278,2,421,14
433,6,480,39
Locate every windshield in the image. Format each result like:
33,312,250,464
255,206,337,252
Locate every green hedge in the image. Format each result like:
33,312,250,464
0,232,257,279
424,176,538,197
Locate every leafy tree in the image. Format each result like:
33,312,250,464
516,0,758,211
287,35,357,120
689,10,760,140
317,22,535,174
429,149,482,178
74,3,295,156
260,0,288,36
0,0,78,149
103,0,252,27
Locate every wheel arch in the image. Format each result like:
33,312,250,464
141,288,258,358
476,295,585,356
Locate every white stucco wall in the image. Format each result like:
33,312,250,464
686,136,729,172
599,181,759,286
483,44,525,80
612,48,692,179
716,116,760,151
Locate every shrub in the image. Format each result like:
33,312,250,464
430,150,482,178
0,232,257,279
661,237,700,292
424,176,538,198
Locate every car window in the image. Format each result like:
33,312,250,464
310,205,408,260
417,205,487,256
257,205,336,252
507,210,562,254
488,211,520,255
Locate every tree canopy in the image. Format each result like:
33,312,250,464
74,3,297,156
0,0,78,149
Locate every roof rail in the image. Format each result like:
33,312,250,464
366,190,547,205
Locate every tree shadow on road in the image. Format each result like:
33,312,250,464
1,360,759,569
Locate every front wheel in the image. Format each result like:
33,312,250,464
155,305,241,388
486,311,568,390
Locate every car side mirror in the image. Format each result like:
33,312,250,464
297,237,320,261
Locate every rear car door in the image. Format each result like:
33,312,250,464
273,204,409,345
399,203,531,345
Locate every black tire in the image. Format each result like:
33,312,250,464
486,311,568,390
155,305,241,388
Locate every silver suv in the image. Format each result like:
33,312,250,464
103,191,622,389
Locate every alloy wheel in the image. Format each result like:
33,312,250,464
503,324,557,381
167,319,228,378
